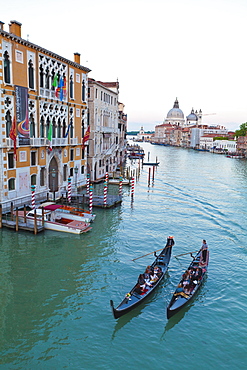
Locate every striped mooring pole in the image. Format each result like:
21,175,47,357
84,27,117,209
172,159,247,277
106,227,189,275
68,177,71,203
89,184,93,214
119,176,123,197
86,173,90,195
105,172,109,183
31,185,36,209
131,177,135,198
104,180,108,207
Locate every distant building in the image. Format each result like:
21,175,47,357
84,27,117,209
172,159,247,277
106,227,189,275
136,126,154,141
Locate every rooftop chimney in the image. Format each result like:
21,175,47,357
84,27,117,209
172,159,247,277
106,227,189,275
9,20,22,37
74,52,81,65
0,21,4,31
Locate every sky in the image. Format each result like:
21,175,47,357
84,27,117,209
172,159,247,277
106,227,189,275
1,0,247,132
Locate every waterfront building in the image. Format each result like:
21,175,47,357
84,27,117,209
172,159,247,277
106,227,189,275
212,139,237,153
87,79,127,182
236,135,247,156
136,126,154,141
0,20,91,206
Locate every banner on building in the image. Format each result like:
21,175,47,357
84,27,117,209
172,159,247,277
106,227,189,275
15,85,30,145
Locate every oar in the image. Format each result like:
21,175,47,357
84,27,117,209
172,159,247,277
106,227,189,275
174,250,198,258
131,244,173,261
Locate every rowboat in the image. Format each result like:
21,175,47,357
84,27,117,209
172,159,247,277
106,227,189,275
110,236,175,319
15,208,92,234
166,247,209,319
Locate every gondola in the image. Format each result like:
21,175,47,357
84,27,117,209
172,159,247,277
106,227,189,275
166,247,209,319
110,236,175,319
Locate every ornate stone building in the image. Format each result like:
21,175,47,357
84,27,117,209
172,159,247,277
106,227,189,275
0,20,90,206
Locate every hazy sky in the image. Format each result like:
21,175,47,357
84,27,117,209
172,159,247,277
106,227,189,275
1,0,247,131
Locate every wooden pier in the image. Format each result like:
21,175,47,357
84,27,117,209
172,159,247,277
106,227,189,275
1,219,44,233
0,204,44,234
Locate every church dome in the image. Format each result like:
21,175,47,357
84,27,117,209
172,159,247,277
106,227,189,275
167,98,184,119
186,108,198,121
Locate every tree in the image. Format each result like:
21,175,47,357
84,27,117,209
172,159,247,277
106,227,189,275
235,122,247,137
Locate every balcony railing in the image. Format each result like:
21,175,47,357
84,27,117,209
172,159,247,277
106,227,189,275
2,136,77,149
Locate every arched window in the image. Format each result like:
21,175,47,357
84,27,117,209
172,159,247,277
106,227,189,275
69,75,74,99
57,118,61,138
30,113,35,137
82,80,85,101
31,174,37,186
5,110,12,137
4,51,11,84
28,59,34,89
40,116,45,138
8,178,15,191
46,118,51,138
70,118,74,138
39,66,44,88
52,117,56,138
45,67,50,89
62,119,66,138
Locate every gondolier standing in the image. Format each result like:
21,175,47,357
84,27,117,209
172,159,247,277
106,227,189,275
201,240,208,263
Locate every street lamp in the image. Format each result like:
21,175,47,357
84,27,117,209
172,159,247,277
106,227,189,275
74,166,78,193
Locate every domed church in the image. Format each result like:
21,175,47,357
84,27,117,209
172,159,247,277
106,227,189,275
164,98,185,126
164,98,202,127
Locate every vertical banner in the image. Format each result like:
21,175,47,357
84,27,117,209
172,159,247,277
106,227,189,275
15,85,30,145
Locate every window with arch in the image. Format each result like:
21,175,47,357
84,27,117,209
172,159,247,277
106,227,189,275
28,59,34,89
39,65,44,88
40,116,45,137
70,74,74,99
52,117,56,138
57,118,62,138
8,178,15,191
30,113,35,137
31,174,37,186
4,51,11,84
45,67,50,89
62,119,66,138
82,80,86,101
5,110,12,137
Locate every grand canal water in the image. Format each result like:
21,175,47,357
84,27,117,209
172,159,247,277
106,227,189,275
0,141,246,370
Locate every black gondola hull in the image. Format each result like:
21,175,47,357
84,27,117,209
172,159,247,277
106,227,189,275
110,236,174,319
167,249,209,319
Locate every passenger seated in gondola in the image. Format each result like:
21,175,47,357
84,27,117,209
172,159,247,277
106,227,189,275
154,266,162,277
182,270,190,281
149,271,159,284
184,285,191,295
134,284,144,295
174,284,184,296
194,267,202,280
138,273,151,290
144,265,152,277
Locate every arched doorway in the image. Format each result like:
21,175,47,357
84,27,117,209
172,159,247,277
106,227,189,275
49,156,59,200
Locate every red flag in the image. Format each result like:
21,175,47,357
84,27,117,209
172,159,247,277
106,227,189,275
9,116,17,160
82,126,90,149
